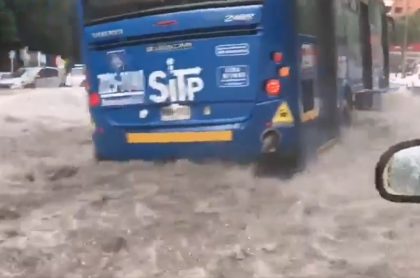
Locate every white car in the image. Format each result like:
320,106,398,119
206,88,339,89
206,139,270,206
0,72,9,79
409,76,420,94
400,65,420,94
389,73,408,88
65,66,86,87
0,67,62,89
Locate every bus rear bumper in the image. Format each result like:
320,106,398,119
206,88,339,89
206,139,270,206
91,102,299,162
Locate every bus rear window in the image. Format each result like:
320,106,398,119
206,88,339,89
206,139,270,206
83,0,260,24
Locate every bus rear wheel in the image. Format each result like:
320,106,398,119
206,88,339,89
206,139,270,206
254,151,306,178
93,147,105,162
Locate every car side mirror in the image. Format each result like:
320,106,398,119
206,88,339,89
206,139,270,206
376,139,420,203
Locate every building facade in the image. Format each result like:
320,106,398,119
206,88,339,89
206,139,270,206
390,0,420,17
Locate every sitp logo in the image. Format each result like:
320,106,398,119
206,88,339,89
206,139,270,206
149,58,204,103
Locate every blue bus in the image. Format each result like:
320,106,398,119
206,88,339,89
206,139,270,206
78,0,390,168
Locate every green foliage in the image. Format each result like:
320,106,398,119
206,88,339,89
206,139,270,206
0,0,19,49
7,0,78,57
0,0,78,57
392,11,420,46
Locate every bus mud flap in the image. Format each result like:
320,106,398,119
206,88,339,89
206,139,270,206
353,90,383,111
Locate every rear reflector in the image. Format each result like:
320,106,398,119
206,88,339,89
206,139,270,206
89,93,101,107
126,131,233,144
265,80,281,96
278,67,291,77
156,20,177,26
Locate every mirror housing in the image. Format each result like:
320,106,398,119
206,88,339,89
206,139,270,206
376,139,420,203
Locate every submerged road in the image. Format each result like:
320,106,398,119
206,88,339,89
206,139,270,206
0,88,419,278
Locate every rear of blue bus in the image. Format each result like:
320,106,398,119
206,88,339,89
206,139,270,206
80,0,301,162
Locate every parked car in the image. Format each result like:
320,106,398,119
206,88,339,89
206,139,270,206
389,72,409,89
403,64,420,94
0,67,62,89
0,72,9,79
65,65,86,87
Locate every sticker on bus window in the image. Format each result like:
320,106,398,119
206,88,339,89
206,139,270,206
217,65,249,88
107,50,126,71
97,70,146,99
215,44,250,57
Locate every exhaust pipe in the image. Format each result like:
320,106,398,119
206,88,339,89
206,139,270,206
261,131,280,154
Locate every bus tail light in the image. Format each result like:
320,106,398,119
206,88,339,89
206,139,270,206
265,80,281,96
272,52,283,64
89,93,101,107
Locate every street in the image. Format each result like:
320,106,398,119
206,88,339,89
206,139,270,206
0,88,420,278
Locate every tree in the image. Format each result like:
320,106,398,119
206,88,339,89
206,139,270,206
4,0,78,58
0,0,19,50
392,10,420,46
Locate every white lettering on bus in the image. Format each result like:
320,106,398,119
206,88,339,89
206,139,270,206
92,29,123,39
224,14,255,23
149,58,204,103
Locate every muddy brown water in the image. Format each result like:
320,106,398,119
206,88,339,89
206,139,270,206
0,88,419,278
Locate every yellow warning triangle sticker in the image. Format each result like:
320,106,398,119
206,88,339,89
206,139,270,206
272,102,294,125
